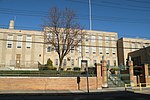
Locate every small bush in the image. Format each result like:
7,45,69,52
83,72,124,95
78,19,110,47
46,58,53,67
48,66,57,70
88,67,96,74
73,67,80,71
66,68,72,71
60,68,64,71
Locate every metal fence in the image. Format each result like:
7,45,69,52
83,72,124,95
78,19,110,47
0,60,39,70
108,65,130,87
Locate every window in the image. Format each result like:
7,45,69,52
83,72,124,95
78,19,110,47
55,59,58,66
63,59,67,66
78,46,81,53
16,35,22,48
114,60,116,66
107,60,110,66
85,35,89,41
7,44,12,48
77,35,81,41
131,43,136,51
111,37,115,41
111,37,115,44
47,46,51,52
7,34,13,48
85,46,89,53
63,45,67,50
143,43,148,48
92,47,96,54
93,60,97,65
54,46,58,52
136,43,140,49
105,36,109,43
106,48,110,54
99,36,102,42
99,48,103,54
71,59,74,66
70,46,74,53
26,35,32,48
63,34,66,39
112,48,116,54
91,36,95,42
47,33,52,39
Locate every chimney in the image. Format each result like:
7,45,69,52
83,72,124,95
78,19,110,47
9,20,14,29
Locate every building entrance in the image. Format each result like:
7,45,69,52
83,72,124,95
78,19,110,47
16,54,21,67
81,60,88,71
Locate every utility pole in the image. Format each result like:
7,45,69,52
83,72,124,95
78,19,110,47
86,0,92,93
89,0,92,30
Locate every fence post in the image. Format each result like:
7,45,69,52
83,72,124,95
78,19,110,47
128,57,134,87
96,63,102,89
144,64,149,85
125,84,127,91
139,83,142,92
102,59,108,88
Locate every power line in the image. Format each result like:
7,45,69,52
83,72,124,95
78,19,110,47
98,1,150,10
1,30,150,45
125,0,150,4
1,10,150,25
0,25,42,30
68,0,150,12
1,24,150,39
1,7,150,25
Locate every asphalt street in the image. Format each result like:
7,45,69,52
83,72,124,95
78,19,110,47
0,91,150,100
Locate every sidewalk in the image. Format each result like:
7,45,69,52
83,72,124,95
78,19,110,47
0,87,126,94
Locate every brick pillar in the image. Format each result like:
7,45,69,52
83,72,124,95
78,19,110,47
96,63,102,89
144,64,149,84
128,60,134,86
102,60,108,88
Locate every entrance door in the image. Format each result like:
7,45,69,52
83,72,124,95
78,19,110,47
81,60,88,71
16,54,21,67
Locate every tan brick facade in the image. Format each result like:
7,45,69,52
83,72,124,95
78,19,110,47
0,27,118,69
117,38,150,65
0,28,44,69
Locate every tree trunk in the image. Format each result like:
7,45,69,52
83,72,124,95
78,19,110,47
58,57,63,71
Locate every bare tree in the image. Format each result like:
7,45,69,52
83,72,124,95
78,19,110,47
43,7,85,70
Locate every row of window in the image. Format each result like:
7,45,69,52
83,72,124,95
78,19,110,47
80,47,116,54
86,35,116,42
46,33,116,42
55,59,74,66
47,46,116,54
7,35,32,48
54,59,117,66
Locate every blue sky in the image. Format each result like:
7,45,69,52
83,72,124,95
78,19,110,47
0,0,150,39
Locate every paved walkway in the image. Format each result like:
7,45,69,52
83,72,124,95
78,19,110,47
0,87,126,94
0,87,150,94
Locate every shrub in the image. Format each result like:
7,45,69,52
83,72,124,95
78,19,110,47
46,58,53,67
66,68,72,71
73,67,80,71
47,66,57,70
88,67,96,74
